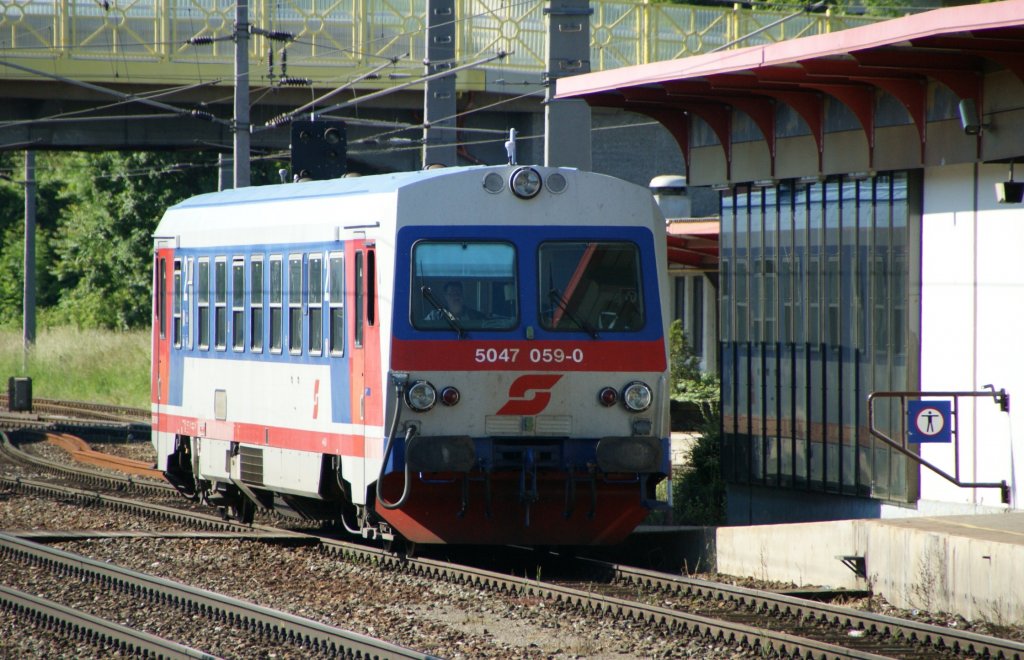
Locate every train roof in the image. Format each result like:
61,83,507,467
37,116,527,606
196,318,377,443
156,165,663,246
169,165,533,211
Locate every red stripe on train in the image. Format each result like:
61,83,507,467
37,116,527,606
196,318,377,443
391,339,666,372
155,413,366,457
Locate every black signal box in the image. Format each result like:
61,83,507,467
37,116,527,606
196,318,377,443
7,377,31,412
291,120,347,181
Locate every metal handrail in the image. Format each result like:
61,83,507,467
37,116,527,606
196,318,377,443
867,389,1011,504
0,0,884,86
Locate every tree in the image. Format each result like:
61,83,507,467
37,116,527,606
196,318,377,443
0,152,65,328
47,151,217,329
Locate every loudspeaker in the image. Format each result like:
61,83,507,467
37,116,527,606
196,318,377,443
995,181,1024,204
958,99,983,135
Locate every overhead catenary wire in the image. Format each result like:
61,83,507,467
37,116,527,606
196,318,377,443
263,55,409,128
0,58,230,126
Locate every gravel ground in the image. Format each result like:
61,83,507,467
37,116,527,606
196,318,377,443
3,436,1023,657
0,488,761,659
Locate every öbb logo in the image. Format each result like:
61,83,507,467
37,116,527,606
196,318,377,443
496,374,563,415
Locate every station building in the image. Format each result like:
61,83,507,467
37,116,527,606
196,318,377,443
559,0,1024,524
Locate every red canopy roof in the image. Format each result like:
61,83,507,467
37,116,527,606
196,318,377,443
557,0,1024,177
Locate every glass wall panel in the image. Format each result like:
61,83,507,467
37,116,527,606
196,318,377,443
720,172,916,504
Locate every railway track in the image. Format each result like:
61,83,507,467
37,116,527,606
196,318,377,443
0,429,172,497
0,532,434,659
10,467,1022,659
0,585,216,660
2,403,1023,657
559,557,1024,659
0,394,149,423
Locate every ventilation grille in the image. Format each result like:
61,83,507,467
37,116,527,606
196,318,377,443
238,445,264,485
484,415,572,436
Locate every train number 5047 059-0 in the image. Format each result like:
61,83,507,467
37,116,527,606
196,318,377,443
473,347,585,364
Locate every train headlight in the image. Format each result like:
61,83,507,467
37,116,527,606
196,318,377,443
509,167,542,199
440,386,461,407
621,381,653,412
405,380,437,412
598,387,618,407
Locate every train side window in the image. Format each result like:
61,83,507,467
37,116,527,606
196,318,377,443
250,257,264,353
232,257,245,351
309,253,323,356
214,258,227,350
354,251,364,348
197,259,210,350
288,254,303,355
328,253,344,356
269,256,283,353
172,260,182,348
157,257,166,340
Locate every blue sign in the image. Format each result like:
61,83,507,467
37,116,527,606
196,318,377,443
907,400,952,444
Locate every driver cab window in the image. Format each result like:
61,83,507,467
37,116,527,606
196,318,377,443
539,241,644,332
412,241,517,331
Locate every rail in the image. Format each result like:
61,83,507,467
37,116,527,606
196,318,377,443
0,533,435,659
5,455,1023,658
0,586,217,660
0,0,882,86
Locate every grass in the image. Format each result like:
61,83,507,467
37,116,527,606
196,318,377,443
0,327,150,409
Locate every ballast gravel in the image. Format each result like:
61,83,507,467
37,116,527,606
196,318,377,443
3,438,1022,657
0,489,758,659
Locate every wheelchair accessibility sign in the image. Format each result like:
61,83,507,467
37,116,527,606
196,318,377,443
907,400,952,443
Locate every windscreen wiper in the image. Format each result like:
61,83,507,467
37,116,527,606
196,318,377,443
548,288,598,339
421,286,466,338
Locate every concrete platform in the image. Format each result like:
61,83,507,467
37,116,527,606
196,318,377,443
714,513,1024,624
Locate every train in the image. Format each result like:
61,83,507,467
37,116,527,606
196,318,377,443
151,163,671,546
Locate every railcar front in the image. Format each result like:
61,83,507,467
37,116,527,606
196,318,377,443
377,166,670,546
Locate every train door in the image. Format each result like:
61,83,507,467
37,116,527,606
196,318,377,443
351,249,366,446
152,247,174,426
350,245,381,497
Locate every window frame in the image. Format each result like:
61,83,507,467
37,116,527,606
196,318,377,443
308,252,324,356
214,257,228,351
328,252,345,356
288,254,304,355
269,255,284,354
231,257,245,352
197,258,210,351
157,257,166,340
409,240,519,332
172,259,182,349
354,251,364,348
250,256,264,353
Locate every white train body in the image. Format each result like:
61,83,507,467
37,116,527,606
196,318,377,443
151,165,671,545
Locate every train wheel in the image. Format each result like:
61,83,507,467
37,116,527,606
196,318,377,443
383,535,416,557
228,496,255,525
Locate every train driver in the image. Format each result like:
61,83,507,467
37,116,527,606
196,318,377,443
427,281,485,321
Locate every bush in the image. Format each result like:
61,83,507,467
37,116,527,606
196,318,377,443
672,420,726,526
667,318,725,526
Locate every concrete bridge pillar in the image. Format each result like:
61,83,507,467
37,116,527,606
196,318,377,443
423,0,458,167
544,0,592,169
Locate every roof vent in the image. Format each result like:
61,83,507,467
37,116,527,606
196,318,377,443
649,174,690,219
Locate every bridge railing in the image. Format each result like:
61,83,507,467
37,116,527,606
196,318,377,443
0,0,882,85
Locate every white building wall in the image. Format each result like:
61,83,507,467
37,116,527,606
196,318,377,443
920,163,1024,512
